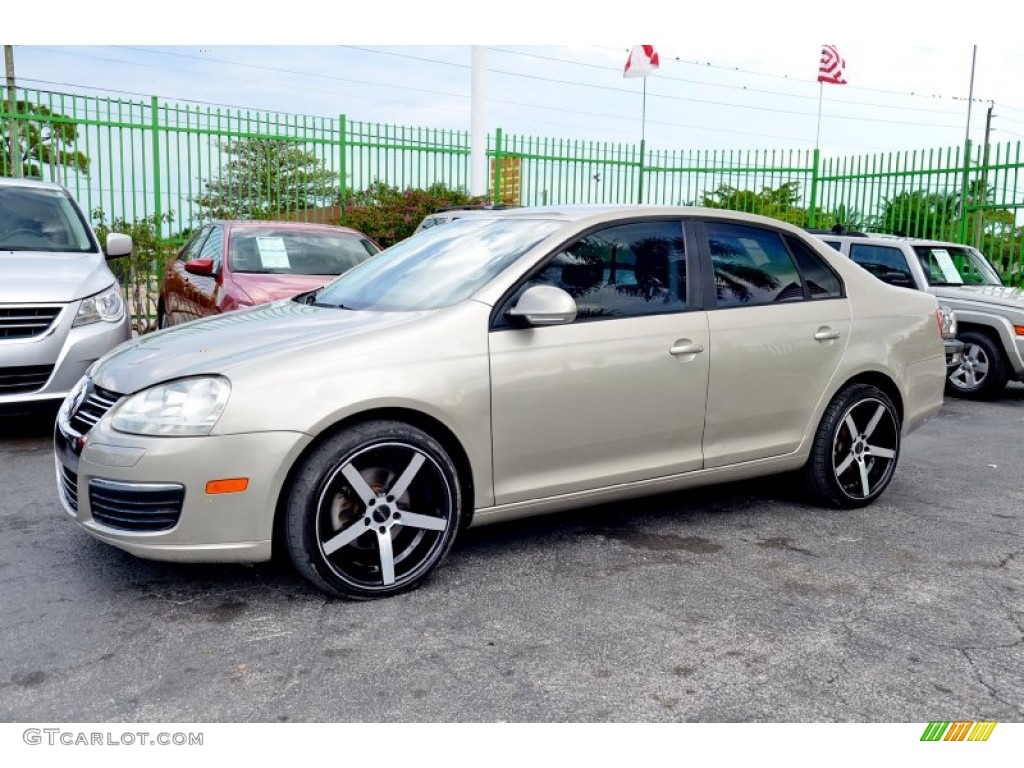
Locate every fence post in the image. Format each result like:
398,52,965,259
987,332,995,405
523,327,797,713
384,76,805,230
808,148,820,228
493,127,503,203
150,96,162,239
958,138,972,243
637,138,645,204
338,113,347,208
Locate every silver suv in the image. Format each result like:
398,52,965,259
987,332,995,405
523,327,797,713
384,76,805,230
815,232,1024,399
0,178,133,414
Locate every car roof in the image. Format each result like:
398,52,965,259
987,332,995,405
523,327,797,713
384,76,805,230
0,177,69,192
812,231,967,249
210,220,366,236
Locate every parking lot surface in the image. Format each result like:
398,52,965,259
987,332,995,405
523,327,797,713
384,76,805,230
2,387,1022,722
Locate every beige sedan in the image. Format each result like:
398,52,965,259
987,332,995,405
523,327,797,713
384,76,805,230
54,207,946,599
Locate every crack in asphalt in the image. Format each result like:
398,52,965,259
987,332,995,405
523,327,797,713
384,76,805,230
957,648,1024,719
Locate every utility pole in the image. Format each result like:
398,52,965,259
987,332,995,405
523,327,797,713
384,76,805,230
957,45,977,243
974,101,995,250
470,46,486,198
4,44,19,178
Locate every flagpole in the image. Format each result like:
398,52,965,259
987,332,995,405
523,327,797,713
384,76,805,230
638,76,647,205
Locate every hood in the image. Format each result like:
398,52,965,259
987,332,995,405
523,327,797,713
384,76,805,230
934,284,1024,310
0,251,115,303
230,272,335,305
91,299,431,394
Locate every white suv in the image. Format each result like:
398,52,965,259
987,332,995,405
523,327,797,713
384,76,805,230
813,230,1024,399
0,178,133,414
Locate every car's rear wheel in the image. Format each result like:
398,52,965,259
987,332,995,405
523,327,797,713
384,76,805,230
803,383,900,508
284,420,462,599
946,330,1007,400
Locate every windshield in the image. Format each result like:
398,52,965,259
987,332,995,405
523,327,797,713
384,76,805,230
314,218,563,311
0,186,98,253
914,245,1003,286
229,227,378,275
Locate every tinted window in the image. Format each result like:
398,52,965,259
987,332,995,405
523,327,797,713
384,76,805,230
822,240,843,252
785,235,843,299
181,227,210,261
849,244,914,287
707,222,803,307
525,221,687,321
198,226,224,271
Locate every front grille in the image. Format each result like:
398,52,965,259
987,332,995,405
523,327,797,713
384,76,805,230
88,478,184,532
0,305,62,340
69,385,122,435
0,364,54,394
58,464,79,513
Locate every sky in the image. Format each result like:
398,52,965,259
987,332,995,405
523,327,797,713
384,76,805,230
7,3,1024,160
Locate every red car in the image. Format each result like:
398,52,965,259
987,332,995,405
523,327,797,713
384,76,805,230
158,221,380,328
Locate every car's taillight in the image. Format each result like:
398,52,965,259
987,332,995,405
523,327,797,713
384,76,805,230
935,309,944,337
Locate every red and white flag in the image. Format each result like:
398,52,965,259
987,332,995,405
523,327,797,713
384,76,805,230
624,45,660,78
818,45,847,85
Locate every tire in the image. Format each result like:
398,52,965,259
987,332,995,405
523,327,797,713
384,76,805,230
946,330,1008,400
802,383,901,508
284,420,462,599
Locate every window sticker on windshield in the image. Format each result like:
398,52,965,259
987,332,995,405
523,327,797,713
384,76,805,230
256,237,290,268
931,249,964,284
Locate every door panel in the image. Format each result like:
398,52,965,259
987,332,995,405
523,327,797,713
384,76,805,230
703,301,850,467
490,312,710,505
699,219,852,467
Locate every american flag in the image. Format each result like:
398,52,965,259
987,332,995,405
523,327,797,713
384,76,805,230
818,45,847,85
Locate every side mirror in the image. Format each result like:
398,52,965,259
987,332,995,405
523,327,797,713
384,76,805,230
184,258,216,276
105,232,133,259
506,284,577,327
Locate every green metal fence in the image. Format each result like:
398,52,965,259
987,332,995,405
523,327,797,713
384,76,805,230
3,85,1024,324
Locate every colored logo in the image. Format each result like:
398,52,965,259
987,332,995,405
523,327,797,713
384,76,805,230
921,721,997,741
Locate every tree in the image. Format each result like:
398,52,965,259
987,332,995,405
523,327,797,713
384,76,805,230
702,182,809,226
878,190,958,239
194,138,338,220
92,209,176,334
0,100,89,179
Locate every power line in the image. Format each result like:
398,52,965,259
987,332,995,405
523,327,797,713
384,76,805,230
589,44,1002,106
339,45,966,129
12,47,1002,152
488,46,968,118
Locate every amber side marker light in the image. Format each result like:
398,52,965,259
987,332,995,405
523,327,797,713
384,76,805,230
206,478,250,494
1014,325,1024,336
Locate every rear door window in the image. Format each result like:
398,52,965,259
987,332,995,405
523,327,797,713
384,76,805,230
849,244,915,287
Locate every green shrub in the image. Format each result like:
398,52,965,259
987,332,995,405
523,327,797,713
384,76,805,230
337,182,485,247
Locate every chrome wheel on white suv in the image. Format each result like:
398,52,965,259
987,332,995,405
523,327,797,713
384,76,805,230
947,331,1008,400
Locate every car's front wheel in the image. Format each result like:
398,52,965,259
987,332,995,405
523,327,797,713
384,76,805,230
946,330,1008,400
284,420,462,599
803,383,901,508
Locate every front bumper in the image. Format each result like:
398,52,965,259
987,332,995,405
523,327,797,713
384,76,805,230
0,304,131,411
54,411,312,563
945,337,965,371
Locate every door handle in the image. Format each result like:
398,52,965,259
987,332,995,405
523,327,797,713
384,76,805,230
669,341,705,357
814,327,841,341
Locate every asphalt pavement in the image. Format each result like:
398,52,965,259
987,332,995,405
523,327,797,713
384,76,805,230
1,386,1022,722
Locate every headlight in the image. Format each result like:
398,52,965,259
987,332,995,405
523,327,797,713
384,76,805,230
73,285,125,326
111,377,230,436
